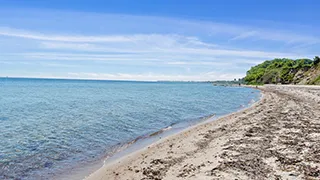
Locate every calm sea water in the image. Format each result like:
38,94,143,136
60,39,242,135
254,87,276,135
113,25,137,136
0,78,260,179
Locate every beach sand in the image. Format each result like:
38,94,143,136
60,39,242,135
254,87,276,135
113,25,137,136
85,85,320,180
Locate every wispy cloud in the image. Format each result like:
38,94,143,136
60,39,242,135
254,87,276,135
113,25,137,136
230,31,258,41
7,48,309,62
0,27,132,42
0,27,306,60
229,29,320,45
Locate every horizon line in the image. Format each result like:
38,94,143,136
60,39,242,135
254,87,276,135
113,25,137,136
0,76,221,83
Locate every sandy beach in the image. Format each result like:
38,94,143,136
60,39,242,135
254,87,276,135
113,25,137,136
85,85,320,180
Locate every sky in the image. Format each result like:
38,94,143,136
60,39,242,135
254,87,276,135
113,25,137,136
0,0,319,81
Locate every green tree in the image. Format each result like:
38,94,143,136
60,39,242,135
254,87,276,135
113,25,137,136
244,58,315,85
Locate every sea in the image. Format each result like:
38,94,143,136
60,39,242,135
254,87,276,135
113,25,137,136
0,78,260,179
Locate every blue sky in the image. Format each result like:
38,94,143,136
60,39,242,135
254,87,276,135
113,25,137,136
0,0,319,81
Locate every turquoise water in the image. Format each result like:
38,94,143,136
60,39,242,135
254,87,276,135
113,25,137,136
0,78,260,179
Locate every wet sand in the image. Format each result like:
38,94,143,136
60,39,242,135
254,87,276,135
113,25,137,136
85,85,320,180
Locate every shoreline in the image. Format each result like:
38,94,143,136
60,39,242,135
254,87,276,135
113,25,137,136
55,86,260,180
84,85,320,179
43,85,260,180
82,86,263,180
57,113,219,180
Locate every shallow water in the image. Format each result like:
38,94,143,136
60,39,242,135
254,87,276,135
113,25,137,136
0,78,260,179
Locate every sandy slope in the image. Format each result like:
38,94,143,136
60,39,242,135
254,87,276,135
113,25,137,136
85,85,320,180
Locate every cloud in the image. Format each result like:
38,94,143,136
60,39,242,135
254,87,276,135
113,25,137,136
0,28,306,60
167,61,232,66
8,48,309,63
230,31,258,41
0,26,216,48
0,27,132,42
0,23,317,60
229,29,319,44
